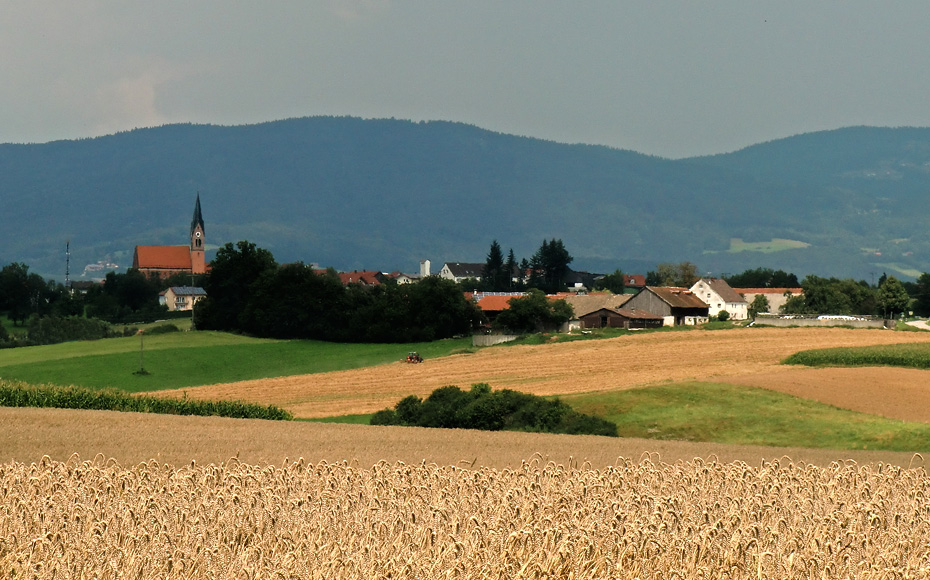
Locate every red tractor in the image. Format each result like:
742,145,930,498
405,351,423,364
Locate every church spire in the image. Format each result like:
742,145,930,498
189,194,206,274
190,193,205,237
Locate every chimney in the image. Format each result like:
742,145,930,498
420,259,431,277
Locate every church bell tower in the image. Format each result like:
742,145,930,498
190,194,206,274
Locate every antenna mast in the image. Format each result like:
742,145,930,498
65,240,71,293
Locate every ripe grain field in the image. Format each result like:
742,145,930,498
151,327,930,419
4,454,930,579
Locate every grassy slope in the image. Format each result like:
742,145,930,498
0,332,472,393
561,382,930,451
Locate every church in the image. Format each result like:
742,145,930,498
132,196,207,278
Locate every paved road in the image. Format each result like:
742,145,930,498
906,319,930,330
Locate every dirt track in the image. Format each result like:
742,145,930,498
152,327,930,419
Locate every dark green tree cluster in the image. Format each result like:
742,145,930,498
593,269,626,294
493,289,573,334
370,383,617,437
477,238,573,293
724,267,800,288
83,269,173,324
195,241,483,342
781,274,910,317
0,262,81,326
646,262,700,287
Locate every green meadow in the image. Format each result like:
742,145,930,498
727,237,811,253
561,382,930,451
0,331,472,393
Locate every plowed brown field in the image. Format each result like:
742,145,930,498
150,327,930,419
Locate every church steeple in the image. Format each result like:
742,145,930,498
190,194,206,274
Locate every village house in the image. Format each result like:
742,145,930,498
439,262,485,283
132,195,207,279
159,286,207,311
624,286,710,326
690,278,749,320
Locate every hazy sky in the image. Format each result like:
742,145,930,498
3,2,930,158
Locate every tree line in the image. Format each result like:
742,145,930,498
194,241,483,342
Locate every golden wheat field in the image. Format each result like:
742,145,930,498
6,327,930,577
3,454,929,579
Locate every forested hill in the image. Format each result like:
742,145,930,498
2,117,930,281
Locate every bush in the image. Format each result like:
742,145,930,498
370,383,617,437
717,310,730,322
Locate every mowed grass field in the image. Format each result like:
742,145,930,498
0,331,472,392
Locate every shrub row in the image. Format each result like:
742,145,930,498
784,343,930,369
0,316,182,348
0,380,292,421
371,383,617,437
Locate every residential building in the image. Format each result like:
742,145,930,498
690,278,749,320
160,286,207,311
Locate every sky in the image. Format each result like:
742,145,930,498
3,2,930,158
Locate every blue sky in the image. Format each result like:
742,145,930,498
3,2,930,158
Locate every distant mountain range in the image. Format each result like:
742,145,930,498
2,117,929,281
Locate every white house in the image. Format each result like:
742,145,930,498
159,286,207,311
690,278,748,320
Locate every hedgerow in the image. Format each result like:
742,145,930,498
783,343,930,369
0,380,292,420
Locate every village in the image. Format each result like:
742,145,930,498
120,196,908,337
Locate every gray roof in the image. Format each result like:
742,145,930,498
443,262,485,277
169,286,207,296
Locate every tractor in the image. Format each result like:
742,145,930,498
405,351,423,364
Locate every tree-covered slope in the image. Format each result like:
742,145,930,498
1,118,927,280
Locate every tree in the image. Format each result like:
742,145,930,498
791,275,877,315
528,239,573,293
504,249,518,290
481,240,507,291
594,269,626,294
494,289,573,334
748,294,770,318
914,273,930,317
877,275,910,318
654,262,699,287
194,240,278,331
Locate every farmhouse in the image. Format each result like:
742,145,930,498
132,195,207,279
624,286,709,326
690,278,748,320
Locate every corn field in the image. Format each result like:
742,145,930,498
2,454,929,579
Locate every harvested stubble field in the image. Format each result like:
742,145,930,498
152,327,930,420
3,454,930,579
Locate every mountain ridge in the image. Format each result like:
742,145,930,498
2,117,929,281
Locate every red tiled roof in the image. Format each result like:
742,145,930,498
337,271,382,285
133,246,192,270
476,295,518,312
